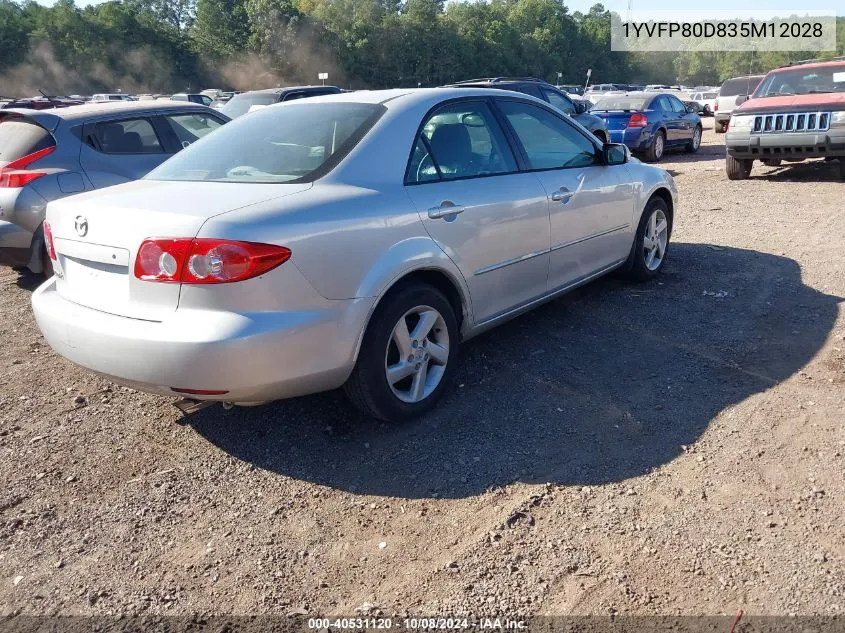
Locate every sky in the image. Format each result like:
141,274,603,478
31,0,845,15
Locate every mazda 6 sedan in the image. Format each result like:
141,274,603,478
32,88,678,422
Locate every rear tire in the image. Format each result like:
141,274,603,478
41,248,54,278
625,197,672,282
715,121,727,134
726,154,753,180
344,282,459,422
643,130,665,162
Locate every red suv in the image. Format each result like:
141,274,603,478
724,59,845,180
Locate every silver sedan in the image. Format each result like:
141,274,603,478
32,88,677,422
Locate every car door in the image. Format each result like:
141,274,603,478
667,94,694,142
405,99,551,323
79,116,170,188
651,96,678,143
494,98,635,287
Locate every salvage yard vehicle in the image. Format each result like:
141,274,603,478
725,59,845,180
714,75,764,133
0,101,228,275
220,86,343,119
32,88,677,422
689,91,717,116
590,92,702,162
448,77,610,143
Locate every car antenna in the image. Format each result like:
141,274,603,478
38,89,60,105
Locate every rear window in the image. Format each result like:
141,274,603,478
221,93,279,118
146,102,384,184
0,117,54,166
720,78,762,97
591,96,649,111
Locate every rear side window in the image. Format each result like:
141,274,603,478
0,118,54,165
165,113,224,148
542,89,576,115
92,118,164,154
407,101,517,183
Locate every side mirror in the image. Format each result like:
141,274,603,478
574,100,587,115
604,143,628,165
736,95,749,105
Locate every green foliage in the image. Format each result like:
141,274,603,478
0,0,842,95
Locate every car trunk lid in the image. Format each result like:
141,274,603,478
592,110,641,131
48,179,311,320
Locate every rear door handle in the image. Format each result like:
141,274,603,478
428,201,466,219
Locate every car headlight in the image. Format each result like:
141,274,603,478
832,111,845,127
729,115,754,130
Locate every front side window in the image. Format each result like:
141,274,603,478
542,89,576,115
497,100,597,170
147,102,383,183
93,118,164,154
406,101,517,184
165,113,224,148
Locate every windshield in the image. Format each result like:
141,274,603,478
720,77,762,97
754,64,845,97
221,93,279,118
146,102,384,184
591,96,649,111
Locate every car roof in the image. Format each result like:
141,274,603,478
279,87,548,110
237,86,341,96
771,60,845,72
0,101,219,130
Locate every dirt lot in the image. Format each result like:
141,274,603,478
1,119,844,619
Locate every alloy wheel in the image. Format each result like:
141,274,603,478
384,305,450,404
643,208,669,271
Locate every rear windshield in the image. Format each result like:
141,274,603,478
0,117,54,166
220,93,279,118
146,102,384,184
591,96,649,111
720,78,762,96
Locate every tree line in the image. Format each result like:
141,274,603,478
0,0,842,96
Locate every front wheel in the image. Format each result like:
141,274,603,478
625,197,672,282
726,154,753,180
686,125,702,153
344,282,459,422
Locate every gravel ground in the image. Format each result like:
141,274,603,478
1,119,844,618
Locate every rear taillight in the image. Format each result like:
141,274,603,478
0,145,55,188
43,221,57,261
714,103,718,112
627,113,648,128
134,238,291,284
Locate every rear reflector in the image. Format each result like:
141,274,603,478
135,238,291,284
43,221,57,261
171,387,230,396
627,113,648,128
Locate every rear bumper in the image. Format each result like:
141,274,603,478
0,221,33,268
725,127,845,160
31,278,375,403
608,128,653,151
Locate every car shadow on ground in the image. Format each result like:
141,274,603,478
750,159,843,182
188,243,842,499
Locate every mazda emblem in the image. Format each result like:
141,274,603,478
74,216,88,237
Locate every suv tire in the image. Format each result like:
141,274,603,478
726,155,753,180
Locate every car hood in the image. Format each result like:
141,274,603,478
738,93,845,113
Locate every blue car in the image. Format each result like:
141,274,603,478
589,92,702,162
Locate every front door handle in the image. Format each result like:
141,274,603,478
428,201,466,219
550,187,574,203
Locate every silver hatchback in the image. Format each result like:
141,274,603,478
0,101,228,274
32,88,677,421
